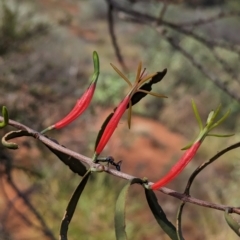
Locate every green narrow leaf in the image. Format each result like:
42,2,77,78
2,130,32,149
91,51,100,83
209,109,231,130
211,104,221,123
150,69,167,84
94,112,114,151
115,178,143,240
127,100,132,129
145,189,178,240
0,106,9,128
45,141,87,176
191,100,203,131
206,106,221,129
176,203,185,240
60,170,91,240
224,209,240,237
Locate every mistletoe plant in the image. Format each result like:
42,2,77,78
1,51,240,240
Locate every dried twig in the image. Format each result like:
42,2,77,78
107,0,240,102
179,10,240,27
157,1,168,25
122,12,240,101
160,33,240,101
105,0,128,72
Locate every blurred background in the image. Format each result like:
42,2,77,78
0,0,240,239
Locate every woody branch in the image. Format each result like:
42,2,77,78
1,116,240,215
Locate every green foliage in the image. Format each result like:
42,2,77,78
224,209,240,237
145,189,178,240
60,171,91,240
0,0,48,55
93,73,127,106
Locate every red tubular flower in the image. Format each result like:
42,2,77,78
151,101,233,190
94,62,167,158
54,83,96,129
41,51,100,134
95,95,131,154
151,141,201,190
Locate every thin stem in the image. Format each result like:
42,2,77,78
105,0,128,72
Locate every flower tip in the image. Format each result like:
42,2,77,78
2,106,9,122
206,110,215,125
92,51,100,73
0,106,9,128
